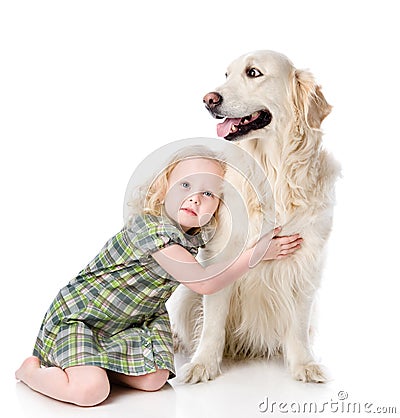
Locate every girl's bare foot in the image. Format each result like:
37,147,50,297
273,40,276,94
15,356,41,382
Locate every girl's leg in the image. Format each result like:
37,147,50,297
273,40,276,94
108,368,169,392
15,356,110,406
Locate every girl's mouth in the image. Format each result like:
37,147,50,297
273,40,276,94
180,207,197,216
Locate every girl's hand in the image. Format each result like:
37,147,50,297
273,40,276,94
249,227,303,267
263,227,303,260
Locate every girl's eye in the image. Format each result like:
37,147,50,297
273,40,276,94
181,182,190,189
203,191,213,197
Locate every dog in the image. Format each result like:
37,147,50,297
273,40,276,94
167,50,340,383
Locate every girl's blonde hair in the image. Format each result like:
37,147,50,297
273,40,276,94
128,145,227,220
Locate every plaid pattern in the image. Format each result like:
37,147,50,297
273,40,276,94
33,215,205,378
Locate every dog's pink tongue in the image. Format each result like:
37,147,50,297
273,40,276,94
217,118,241,137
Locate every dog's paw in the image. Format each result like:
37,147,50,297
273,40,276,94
179,359,221,384
292,362,329,383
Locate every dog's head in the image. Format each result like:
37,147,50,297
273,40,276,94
203,50,331,141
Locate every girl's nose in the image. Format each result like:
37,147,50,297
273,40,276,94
189,194,201,204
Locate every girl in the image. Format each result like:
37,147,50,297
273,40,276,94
15,147,302,406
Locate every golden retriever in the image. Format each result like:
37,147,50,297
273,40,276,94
168,50,340,383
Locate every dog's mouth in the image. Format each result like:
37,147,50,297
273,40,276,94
215,110,272,141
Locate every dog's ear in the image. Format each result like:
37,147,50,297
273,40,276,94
292,69,332,129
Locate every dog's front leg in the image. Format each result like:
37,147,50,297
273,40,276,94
180,284,233,383
284,291,328,383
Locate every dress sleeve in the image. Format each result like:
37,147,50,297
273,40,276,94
124,215,185,259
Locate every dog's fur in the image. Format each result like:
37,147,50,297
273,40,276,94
167,50,340,383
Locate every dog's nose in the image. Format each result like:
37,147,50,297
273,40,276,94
203,92,222,109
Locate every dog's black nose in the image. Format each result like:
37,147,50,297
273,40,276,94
203,92,222,109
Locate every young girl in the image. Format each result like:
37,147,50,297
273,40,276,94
15,147,303,407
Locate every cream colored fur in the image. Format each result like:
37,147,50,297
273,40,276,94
167,50,340,383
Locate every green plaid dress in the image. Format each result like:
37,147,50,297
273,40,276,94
33,214,205,378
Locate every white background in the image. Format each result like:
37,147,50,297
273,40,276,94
1,0,399,416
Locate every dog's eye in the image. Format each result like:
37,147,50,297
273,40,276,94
225,72,228,79
246,68,263,78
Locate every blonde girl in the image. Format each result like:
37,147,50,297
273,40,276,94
15,146,302,406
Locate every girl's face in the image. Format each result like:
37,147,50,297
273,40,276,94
164,158,224,232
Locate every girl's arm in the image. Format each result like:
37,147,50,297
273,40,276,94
151,227,302,295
